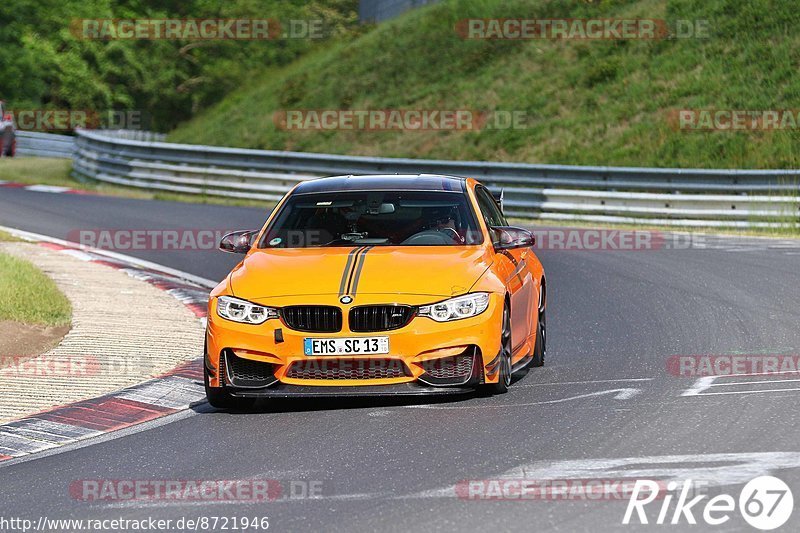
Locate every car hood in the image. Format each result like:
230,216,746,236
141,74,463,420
229,246,492,300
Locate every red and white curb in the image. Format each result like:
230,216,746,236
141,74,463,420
0,227,216,463
0,181,94,195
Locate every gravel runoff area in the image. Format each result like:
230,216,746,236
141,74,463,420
0,242,205,423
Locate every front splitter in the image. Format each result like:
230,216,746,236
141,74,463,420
229,381,476,398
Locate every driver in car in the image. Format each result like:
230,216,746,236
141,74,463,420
430,207,464,243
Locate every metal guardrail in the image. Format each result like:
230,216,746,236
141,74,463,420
103,130,167,142
14,131,76,158
14,130,166,159
13,128,792,228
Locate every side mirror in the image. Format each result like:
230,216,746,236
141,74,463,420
490,226,535,250
219,230,259,254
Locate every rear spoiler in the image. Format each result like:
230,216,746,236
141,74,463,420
491,189,505,213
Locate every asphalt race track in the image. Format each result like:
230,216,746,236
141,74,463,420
2,187,800,531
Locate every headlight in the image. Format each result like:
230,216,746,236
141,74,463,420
216,296,278,325
418,293,490,322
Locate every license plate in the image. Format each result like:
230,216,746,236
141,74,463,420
304,337,389,356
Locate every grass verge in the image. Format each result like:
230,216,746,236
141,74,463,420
0,250,71,326
0,230,22,242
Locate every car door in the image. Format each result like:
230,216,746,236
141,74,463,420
474,186,535,355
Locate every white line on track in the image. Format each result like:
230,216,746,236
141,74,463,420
689,388,800,396
404,387,642,409
682,371,800,397
514,377,652,387
402,451,800,500
713,378,800,386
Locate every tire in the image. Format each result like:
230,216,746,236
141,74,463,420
484,304,512,394
204,358,256,410
530,306,546,367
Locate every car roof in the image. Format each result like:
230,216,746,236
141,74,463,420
293,174,468,194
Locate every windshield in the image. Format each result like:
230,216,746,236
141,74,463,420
260,190,483,248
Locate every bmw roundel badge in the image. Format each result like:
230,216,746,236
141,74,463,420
340,295,353,304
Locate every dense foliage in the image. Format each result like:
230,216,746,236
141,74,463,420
0,0,359,130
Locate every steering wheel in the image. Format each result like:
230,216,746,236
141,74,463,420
402,229,462,245
437,226,465,244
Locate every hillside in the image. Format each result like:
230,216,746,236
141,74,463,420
169,0,800,169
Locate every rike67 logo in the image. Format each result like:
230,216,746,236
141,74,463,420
623,476,793,530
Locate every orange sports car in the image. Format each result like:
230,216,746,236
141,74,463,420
204,174,546,408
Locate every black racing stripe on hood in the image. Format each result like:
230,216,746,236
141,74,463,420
348,246,374,296
338,247,365,297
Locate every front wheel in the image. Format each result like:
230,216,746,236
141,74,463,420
483,305,512,394
204,362,255,410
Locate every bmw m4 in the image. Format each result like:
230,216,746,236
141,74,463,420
204,174,546,408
